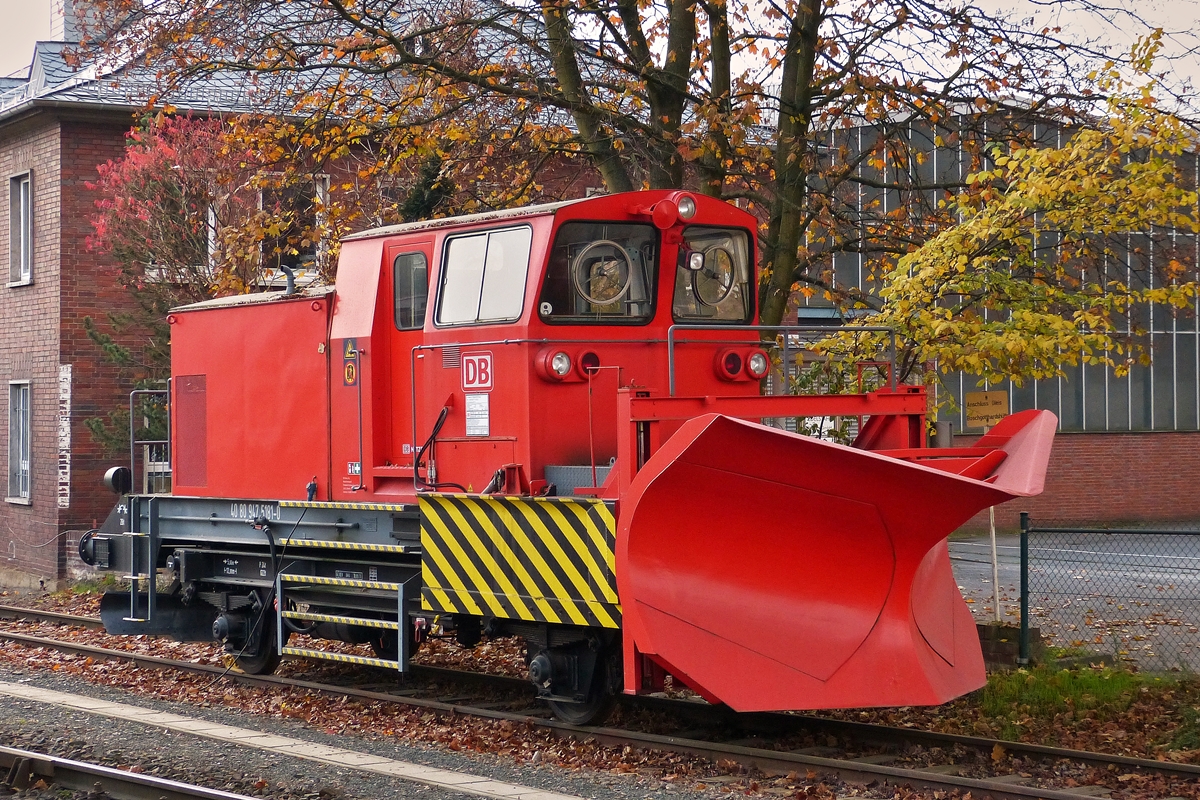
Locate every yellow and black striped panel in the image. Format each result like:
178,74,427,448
280,500,414,512
280,574,400,590
281,646,398,669
280,538,413,554
419,494,620,629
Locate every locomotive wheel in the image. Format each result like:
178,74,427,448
233,608,282,675
546,650,617,725
369,628,423,661
234,644,281,675
547,687,614,726
370,633,398,660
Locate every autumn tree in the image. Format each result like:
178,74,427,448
817,61,1200,403
82,0,1189,329
83,112,466,453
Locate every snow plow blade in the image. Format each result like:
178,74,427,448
616,409,1056,711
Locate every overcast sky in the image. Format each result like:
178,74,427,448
1,0,1196,89
2,0,51,78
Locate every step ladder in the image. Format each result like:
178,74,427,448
274,572,418,671
120,496,159,623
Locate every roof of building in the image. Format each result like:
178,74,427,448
0,36,280,124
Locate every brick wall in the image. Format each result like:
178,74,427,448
59,119,140,542
0,117,63,585
0,111,139,586
960,430,1200,531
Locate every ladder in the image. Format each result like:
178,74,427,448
121,496,158,623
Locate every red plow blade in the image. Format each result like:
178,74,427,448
616,410,1056,711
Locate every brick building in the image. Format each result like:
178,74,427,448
0,6,268,587
796,119,1200,529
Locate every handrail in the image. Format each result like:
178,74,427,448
666,324,897,395
129,388,170,494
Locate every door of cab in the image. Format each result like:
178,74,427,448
387,240,433,474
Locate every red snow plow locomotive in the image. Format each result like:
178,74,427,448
82,190,1055,723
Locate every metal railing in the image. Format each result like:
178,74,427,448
665,324,897,396
1020,512,1200,671
129,389,171,495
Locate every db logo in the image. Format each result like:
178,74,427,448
462,352,493,391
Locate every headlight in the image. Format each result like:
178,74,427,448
746,351,770,379
677,195,697,219
551,351,572,377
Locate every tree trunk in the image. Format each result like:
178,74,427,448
760,0,822,326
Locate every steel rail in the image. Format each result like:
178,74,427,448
0,744,255,800
0,624,1196,800
0,604,106,629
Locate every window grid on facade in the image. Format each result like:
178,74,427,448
799,117,1199,433
9,172,31,283
8,381,30,501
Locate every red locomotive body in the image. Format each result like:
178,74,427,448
170,192,767,503
88,190,1056,722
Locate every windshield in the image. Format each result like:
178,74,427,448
672,227,752,323
538,221,657,324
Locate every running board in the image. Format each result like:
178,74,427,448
275,573,417,672
280,647,399,670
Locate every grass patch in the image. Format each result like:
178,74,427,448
979,665,1168,738
1170,706,1200,750
55,573,120,596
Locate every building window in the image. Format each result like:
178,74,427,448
258,175,330,286
9,172,32,284
7,381,31,502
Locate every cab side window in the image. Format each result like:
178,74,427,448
393,252,429,330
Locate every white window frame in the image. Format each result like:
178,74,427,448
7,380,31,504
436,225,533,326
256,174,331,287
8,172,32,286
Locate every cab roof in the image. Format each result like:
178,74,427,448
343,198,584,242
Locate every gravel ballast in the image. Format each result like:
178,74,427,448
0,663,735,800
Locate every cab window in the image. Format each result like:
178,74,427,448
538,222,657,324
437,226,532,325
672,227,752,322
393,252,428,330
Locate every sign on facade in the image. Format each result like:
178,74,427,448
964,390,1008,430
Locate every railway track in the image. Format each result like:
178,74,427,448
0,743,256,800
0,603,1196,800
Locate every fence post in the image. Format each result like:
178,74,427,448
1018,511,1030,666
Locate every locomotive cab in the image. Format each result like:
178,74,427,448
323,190,765,504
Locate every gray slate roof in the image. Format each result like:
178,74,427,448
0,38,279,122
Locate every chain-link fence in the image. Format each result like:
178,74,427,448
1023,516,1200,672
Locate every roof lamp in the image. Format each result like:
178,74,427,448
677,195,697,219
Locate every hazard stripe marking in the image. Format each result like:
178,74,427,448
281,575,400,590
280,500,415,512
282,647,397,669
280,539,414,553
283,611,398,630
419,495,619,628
